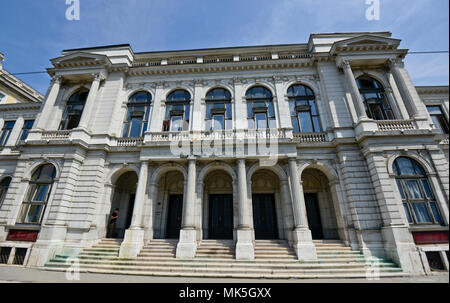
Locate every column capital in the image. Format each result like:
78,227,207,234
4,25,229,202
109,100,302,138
93,73,106,82
340,60,352,69
51,75,63,85
388,58,404,69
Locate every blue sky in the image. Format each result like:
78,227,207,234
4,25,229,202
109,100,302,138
1,0,448,94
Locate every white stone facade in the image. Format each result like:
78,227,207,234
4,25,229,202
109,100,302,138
0,32,448,275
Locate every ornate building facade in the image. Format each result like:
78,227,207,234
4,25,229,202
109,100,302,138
0,32,448,277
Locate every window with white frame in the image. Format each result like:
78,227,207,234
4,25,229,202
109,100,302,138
393,157,443,225
122,91,152,138
205,88,232,131
18,164,56,224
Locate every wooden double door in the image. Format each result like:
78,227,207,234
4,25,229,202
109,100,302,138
208,194,233,239
252,194,279,240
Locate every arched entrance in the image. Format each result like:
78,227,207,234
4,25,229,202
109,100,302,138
301,168,339,240
153,170,185,239
109,171,138,239
202,170,234,240
251,169,283,240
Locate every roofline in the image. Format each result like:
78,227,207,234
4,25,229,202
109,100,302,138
62,43,132,53
309,31,392,38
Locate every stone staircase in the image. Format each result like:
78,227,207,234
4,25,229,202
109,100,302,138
44,239,407,279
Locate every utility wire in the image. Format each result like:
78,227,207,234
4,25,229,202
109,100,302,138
6,50,450,76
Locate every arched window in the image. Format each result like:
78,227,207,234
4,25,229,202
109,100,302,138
393,157,443,225
122,91,152,138
205,88,232,131
18,164,56,224
59,90,88,130
0,177,11,208
287,84,322,133
163,89,191,132
246,86,275,129
356,76,394,120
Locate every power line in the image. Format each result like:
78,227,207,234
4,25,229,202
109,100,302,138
6,50,449,76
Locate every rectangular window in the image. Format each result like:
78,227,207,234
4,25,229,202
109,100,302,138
427,106,449,134
13,248,27,265
19,120,34,142
255,113,268,129
170,116,183,132
0,121,15,146
212,115,225,131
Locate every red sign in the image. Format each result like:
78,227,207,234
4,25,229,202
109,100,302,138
412,231,449,245
7,230,39,242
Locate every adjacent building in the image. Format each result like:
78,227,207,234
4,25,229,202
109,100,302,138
0,32,448,277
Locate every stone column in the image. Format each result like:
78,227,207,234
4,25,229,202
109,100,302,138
273,77,294,138
235,158,254,260
119,161,149,258
280,180,294,243
191,81,204,133
341,61,368,121
78,73,103,131
288,158,317,261
388,59,421,119
35,76,62,130
176,158,197,258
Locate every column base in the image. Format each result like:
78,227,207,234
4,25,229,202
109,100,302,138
235,229,254,260
176,229,197,259
119,228,145,259
292,228,317,261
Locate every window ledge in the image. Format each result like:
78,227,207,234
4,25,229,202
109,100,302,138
408,225,448,232
6,224,41,231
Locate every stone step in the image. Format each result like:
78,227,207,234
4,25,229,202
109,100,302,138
43,263,404,278
139,248,176,253
317,251,362,255
84,248,120,253
48,256,398,269
45,266,408,279
317,254,366,259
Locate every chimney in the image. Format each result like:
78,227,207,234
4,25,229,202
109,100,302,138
0,52,4,70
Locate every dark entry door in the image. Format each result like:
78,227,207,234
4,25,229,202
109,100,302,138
252,194,279,240
125,194,135,230
166,195,183,239
209,194,233,239
304,193,324,239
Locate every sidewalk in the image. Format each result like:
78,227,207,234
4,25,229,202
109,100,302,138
0,265,448,283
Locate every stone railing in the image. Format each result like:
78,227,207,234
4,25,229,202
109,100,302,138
201,130,236,140
41,130,71,140
439,134,449,145
376,120,415,131
244,129,287,139
147,131,191,142
116,137,144,147
293,132,328,143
